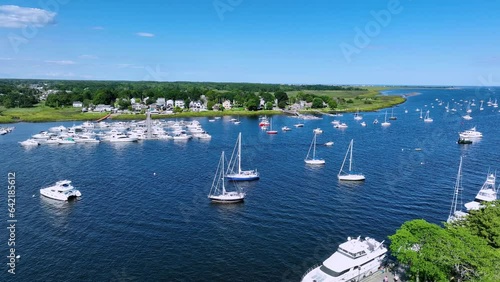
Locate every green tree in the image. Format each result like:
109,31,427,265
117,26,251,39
278,100,287,109
264,101,273,110
245,98,259,111
311,98,324,109
328,100,337,109
274,90,288,104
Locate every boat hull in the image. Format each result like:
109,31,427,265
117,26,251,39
338,174,365,181
225,174,260,181
305,159,325,165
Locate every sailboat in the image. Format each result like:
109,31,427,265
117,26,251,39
208,151,245,203
338,139,365,181
226,133,259,181
389,108,397,120
305,133,325,165
479,100,484,111
423,110,433,122
353,108,362,120
381,111,390,127
266,118,278,134
447,157,467,223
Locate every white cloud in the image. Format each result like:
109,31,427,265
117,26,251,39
79,54,98,60
0,5,56,29
45,60,76,65
136,32,155,38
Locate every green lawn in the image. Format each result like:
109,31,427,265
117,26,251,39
0,104,107,123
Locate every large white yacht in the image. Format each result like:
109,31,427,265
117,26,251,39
465,173,498,211
40,180,82,201
459,127,483,139
302,236,387,282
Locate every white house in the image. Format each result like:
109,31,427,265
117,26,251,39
72,101,83,108
156,98,166,106
94,104,113,112
222,100,232,110
174,100,185,108
166,99,174,108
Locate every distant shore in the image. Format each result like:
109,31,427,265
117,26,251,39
0,90,407,124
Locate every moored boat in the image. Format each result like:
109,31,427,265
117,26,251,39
40,180,81,201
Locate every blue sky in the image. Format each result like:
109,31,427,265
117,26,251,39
0,0,499,85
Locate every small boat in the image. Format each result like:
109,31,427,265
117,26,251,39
301,236,387,282
423,110,433,122
447,157,468,223
459,127,482,139
225,133,259,181
464,172,498,211
58,137,76,145
208,119,215,122
305,133,325,165
40,180,81,201
294,123,304,128
259,119,270,127
208,151,245,203
389,108,397,120
360,121,366,127
313,128,323,134
462,114,473,120
334,123,348,129
353,109,362,121
266,118,278,134
381,111,390,127
19,139,40,147
281,126,292,131
372,118,379,124
324,141,334,146
338,139,365,181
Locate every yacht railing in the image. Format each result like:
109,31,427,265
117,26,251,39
301,263,321,280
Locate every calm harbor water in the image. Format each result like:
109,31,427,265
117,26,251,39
1,87,499,281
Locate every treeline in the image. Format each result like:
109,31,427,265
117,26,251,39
0,79,366,110
0,81,40,108
389,202,500,281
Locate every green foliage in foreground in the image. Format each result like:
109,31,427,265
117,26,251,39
0,104,106,123
389,202,500,282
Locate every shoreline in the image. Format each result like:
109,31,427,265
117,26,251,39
0,93,407,124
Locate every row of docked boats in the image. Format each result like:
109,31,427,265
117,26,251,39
447,157,498,223
18,120,213,147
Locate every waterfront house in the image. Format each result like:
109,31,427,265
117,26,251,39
72,101,83,108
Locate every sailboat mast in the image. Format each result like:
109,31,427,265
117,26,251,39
238,133,242,173
450,157,463,216
349,140,353,172
312,133,316,159
221,151,226,194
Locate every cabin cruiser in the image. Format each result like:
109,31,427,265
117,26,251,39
302,236,387,282
459,127,482,139
40,180,81,201
465,173,498,211
19,139,40,147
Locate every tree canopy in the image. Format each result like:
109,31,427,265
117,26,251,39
389,202,500,282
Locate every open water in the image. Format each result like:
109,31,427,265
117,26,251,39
0,87,499,281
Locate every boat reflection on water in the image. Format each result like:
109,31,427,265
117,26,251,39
40,196,79,228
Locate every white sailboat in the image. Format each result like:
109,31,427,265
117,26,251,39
338,139,365,181
381,111,390,127
423,110,433,122
226,133,259,181
447,157,467,223
208,151,245,203
305,133,325,165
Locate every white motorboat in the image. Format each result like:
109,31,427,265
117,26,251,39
360,121,366,127
324,141,334,146
462,114,473,120
208,151,245,203
294,123,304,128
464,173,498,211
226,133,259,181
459,127,482,139
19,139,40,147
334,123,348,129
301,236,387,282
313,128,323,134
338,139,365,181
32,131,55,139
282,126,292,131
353,109,362,121
40,180,81,201
447,157,468,223
372,118,379,124
58,137,76,144
107,133,138,142
172,133,192,140
305,133,325,165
